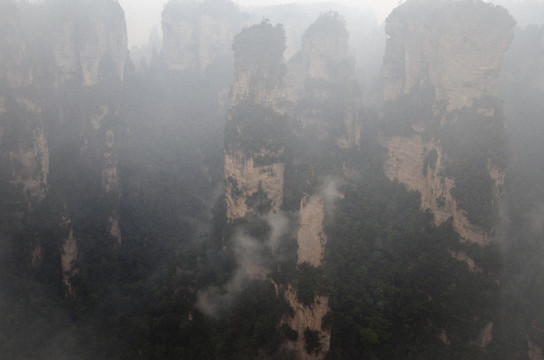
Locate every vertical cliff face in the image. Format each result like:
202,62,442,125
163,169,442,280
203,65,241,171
380,133,500,245
60,210,78,297
0,2,49,205
285,12,361,149
380,0,514,246
162,0,240,72
49,0,127,291
52,0,127,87
530,340,544,360
0,1,33,89
0,0,128,294
383,1,513,111
51,0,127,247
284,285,331,360
1,100,49,204
224,13,361,358
224,148,285,220
297,13,349,83
225,21,287,222
296,195,326,266
285,193,331,360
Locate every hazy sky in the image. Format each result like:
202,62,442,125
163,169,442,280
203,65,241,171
118,0,401,47
118,0,544,48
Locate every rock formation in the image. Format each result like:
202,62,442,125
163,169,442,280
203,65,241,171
0,0,127,293
285,11,361,148
296,195,326,267
379,0,514,347
162,0,240,72
224,13,359,358
382,0,514,111
0,1,49,205
51,0,127,87
48,2,127,287
225,21,287,222
380,0,514,245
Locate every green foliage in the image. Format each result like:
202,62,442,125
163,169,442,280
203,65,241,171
0,2,526,359
440,98,509,169
324,145,502,359
246,187,273,216
281,324,298,341
304,328,321,355
219,280,294,359
228,176,242,197
295,263,329,306
383,85,507,230
232,21,286,68
439,98,509,229
226,101,289,155
381,83,443,136
302,11,347,41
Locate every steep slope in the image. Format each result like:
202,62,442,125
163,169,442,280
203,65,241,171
225,21,287,222
0,0,130,357
0,0,127,295
223,13,361,359
46,0,127,293
380,0,514,245
0,1,49,206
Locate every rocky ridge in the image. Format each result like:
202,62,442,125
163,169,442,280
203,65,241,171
380,0,514,245
0,0,127,295
224,13,359,358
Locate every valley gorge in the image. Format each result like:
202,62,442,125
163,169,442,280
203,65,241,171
0,0,544,359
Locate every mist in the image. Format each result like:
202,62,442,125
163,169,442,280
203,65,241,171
1,0,544,359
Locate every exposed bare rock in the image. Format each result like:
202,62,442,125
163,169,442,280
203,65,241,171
439,329,451,346
0,6,49,205
162,17,196,70
53,1,127,86
230,21,286,108
529,340,544,360
225,148,284,220
380,134,491,244
297,195,327,266
8,123,49,203
102,133,119,192
298,12,349,82
379,1,514,245
285,12,361,148
474,322,494,348
60,214,78,297
286,192,331,359
0,96,49,205
284,285,331,360
383,1,514,111
449,250,481,273
336,111,362,149
224,14,361,359
162,0,240,72
31,244,43,267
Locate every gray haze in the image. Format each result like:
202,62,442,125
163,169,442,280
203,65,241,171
120,0,544,47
